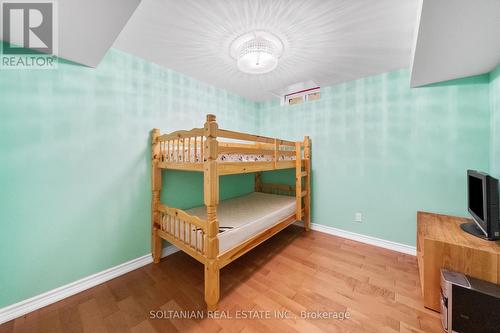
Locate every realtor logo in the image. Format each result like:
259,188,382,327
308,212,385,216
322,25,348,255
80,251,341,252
1,0,57,69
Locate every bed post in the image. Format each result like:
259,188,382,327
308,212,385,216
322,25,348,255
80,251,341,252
203,114,220,310
303,136,311,231
151,129,163,263
255,172,262,192
295,141,302,221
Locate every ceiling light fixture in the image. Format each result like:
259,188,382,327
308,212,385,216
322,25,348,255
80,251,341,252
229,31,284,74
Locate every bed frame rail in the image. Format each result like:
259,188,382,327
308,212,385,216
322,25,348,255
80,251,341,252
255,173,296,196
218,143,295,157
217,128,296,146
156,204,207,263
152,119,299,173
155,128,205,169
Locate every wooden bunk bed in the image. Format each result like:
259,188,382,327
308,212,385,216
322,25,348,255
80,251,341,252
151,114,311,310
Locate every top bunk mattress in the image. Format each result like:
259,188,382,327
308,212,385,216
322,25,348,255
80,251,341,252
186,192,296,253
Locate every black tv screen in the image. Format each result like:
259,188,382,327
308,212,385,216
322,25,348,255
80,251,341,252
466,170,500,240
468,175,484,221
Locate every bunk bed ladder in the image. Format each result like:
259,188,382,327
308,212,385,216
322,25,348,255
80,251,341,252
296,136,311,231
303,136,311,231
151,128,163,263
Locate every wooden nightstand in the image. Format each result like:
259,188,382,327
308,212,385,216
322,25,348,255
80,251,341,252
417,211,500,312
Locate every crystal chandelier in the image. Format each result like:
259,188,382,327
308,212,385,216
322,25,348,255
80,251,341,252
230,31,284,74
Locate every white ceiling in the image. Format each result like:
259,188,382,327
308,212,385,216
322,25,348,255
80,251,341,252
411,0,500,87
0,0,141,67
114,0,419,101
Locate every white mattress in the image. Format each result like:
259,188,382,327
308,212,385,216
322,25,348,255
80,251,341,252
186,192,296,253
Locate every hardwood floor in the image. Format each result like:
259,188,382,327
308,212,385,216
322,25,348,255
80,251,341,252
0,226,442,333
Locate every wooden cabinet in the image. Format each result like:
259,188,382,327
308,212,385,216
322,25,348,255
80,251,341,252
417,211,500,312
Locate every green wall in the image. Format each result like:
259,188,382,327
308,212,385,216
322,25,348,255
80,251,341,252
491,65,500,178
162,171,255,209
257,70,491,246
0,46,258,308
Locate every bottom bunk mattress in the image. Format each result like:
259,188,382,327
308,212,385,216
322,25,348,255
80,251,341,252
186,192,296,253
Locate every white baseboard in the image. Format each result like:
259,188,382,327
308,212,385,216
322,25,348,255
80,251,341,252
0,245,179,325
295,221,416,256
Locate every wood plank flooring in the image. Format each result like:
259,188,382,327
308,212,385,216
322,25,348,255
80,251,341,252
0,226,442,333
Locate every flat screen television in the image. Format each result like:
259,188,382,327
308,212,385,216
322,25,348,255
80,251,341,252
462,170,500,240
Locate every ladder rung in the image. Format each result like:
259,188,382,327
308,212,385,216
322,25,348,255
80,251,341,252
301,190,307,197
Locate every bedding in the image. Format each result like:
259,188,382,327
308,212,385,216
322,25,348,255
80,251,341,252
164,149,295,163
218,153,294,162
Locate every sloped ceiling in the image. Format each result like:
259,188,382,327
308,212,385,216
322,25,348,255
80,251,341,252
114,0,419,101
0,0,141,67
411,0,500,87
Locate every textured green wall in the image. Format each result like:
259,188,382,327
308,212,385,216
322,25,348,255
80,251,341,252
257,70,491,246
491,65,500,179
0,46,258,308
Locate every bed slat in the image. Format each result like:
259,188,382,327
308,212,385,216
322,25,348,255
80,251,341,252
218,129,295,146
